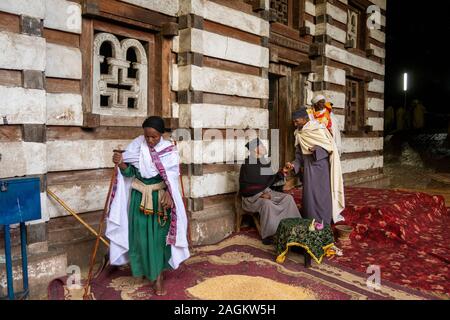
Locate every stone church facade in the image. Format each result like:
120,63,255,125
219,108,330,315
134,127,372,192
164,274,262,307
0,0,386,295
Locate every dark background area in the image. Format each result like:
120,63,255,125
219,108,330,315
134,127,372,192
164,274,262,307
385,1,450,127
384,2,450,175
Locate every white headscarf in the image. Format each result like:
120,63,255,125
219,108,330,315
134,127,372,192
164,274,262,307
311,94,326,105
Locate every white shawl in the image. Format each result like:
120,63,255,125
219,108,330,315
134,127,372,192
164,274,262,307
295,121,346,223
105,136,190,269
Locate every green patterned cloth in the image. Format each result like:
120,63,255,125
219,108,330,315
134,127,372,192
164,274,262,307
275,218,335,264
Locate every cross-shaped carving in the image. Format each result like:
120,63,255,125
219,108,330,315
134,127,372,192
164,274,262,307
93,33,148,116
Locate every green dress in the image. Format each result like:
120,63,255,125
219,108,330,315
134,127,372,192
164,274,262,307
121,165,172,281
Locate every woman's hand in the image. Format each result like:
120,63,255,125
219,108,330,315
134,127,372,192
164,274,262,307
112,151,127,169
161,192,174,211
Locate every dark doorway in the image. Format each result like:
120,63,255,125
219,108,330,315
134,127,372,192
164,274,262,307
268,70,303,167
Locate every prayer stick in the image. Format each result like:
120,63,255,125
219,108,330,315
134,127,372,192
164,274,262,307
46,189,109,247
83,158,120,300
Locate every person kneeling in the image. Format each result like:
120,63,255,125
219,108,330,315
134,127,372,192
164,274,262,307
239,138,302,245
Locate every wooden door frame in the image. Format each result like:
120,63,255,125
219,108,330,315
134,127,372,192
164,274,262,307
268,62,304,167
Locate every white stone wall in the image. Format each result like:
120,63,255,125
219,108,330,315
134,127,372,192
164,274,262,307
0,0,180,221
0,2,51,221
176,0,269,163
180,28,269,68
44,0,82,34
0,32,46,71
0,0,387,226
180,0,269,37
174,3,271,241
0,0,46,19
310,0,386,176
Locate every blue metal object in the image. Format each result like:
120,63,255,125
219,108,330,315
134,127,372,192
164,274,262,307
0,177,41,300
3,225,14,299
20,222,29,294
0,177,41,225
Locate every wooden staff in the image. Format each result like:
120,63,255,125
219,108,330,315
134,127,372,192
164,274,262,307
83,149,124,300
47,189,109,247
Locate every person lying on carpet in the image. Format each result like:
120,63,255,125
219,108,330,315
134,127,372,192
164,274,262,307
286,107,345,226
239,138,302,245
108,116,190,296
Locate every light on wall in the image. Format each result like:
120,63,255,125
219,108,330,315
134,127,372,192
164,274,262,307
403,73,408,92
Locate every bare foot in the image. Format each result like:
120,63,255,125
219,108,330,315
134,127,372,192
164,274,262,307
140,276,155,286
153,274,167,296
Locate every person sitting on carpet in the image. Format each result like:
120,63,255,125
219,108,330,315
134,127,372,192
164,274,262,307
286,107,345,226
108,116,190,296
239,138,302,245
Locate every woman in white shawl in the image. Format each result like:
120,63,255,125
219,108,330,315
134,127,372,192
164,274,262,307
108,116,190,296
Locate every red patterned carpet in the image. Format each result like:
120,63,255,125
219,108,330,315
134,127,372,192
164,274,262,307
48,230,433,300
286,187,450,298
47,187,447,300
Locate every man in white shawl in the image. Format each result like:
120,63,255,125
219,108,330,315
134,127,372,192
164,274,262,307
107,116,190,296
287,107,345,225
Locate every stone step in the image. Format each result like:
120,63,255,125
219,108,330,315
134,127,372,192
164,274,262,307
0,246,67,300
47,211,105,245
43,210,109,272
0,223,48,252
190,204,235,246
48,223,103,247
351,175,391,189
346,173,391,188
49,238,108,270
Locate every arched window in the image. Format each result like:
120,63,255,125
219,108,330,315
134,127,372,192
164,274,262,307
79,3,176,128
92,32,148,116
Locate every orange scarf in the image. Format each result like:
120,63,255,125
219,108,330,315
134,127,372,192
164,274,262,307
314,108,332,130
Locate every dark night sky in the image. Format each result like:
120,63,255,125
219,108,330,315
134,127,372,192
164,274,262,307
385,2,450,116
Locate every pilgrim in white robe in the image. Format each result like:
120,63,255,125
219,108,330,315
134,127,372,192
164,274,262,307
106,136,190,278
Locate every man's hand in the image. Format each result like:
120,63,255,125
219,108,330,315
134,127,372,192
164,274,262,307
161,192,174,211
260,192,272,200
281,162,294,176
285,162,295,170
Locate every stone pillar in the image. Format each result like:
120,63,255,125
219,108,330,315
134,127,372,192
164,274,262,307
176,0,270,245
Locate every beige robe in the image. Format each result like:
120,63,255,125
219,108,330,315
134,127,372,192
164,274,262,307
294,121,345,223
242,188,301,239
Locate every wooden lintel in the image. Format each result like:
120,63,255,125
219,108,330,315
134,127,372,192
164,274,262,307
162,22,179,37
81,0,175,31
